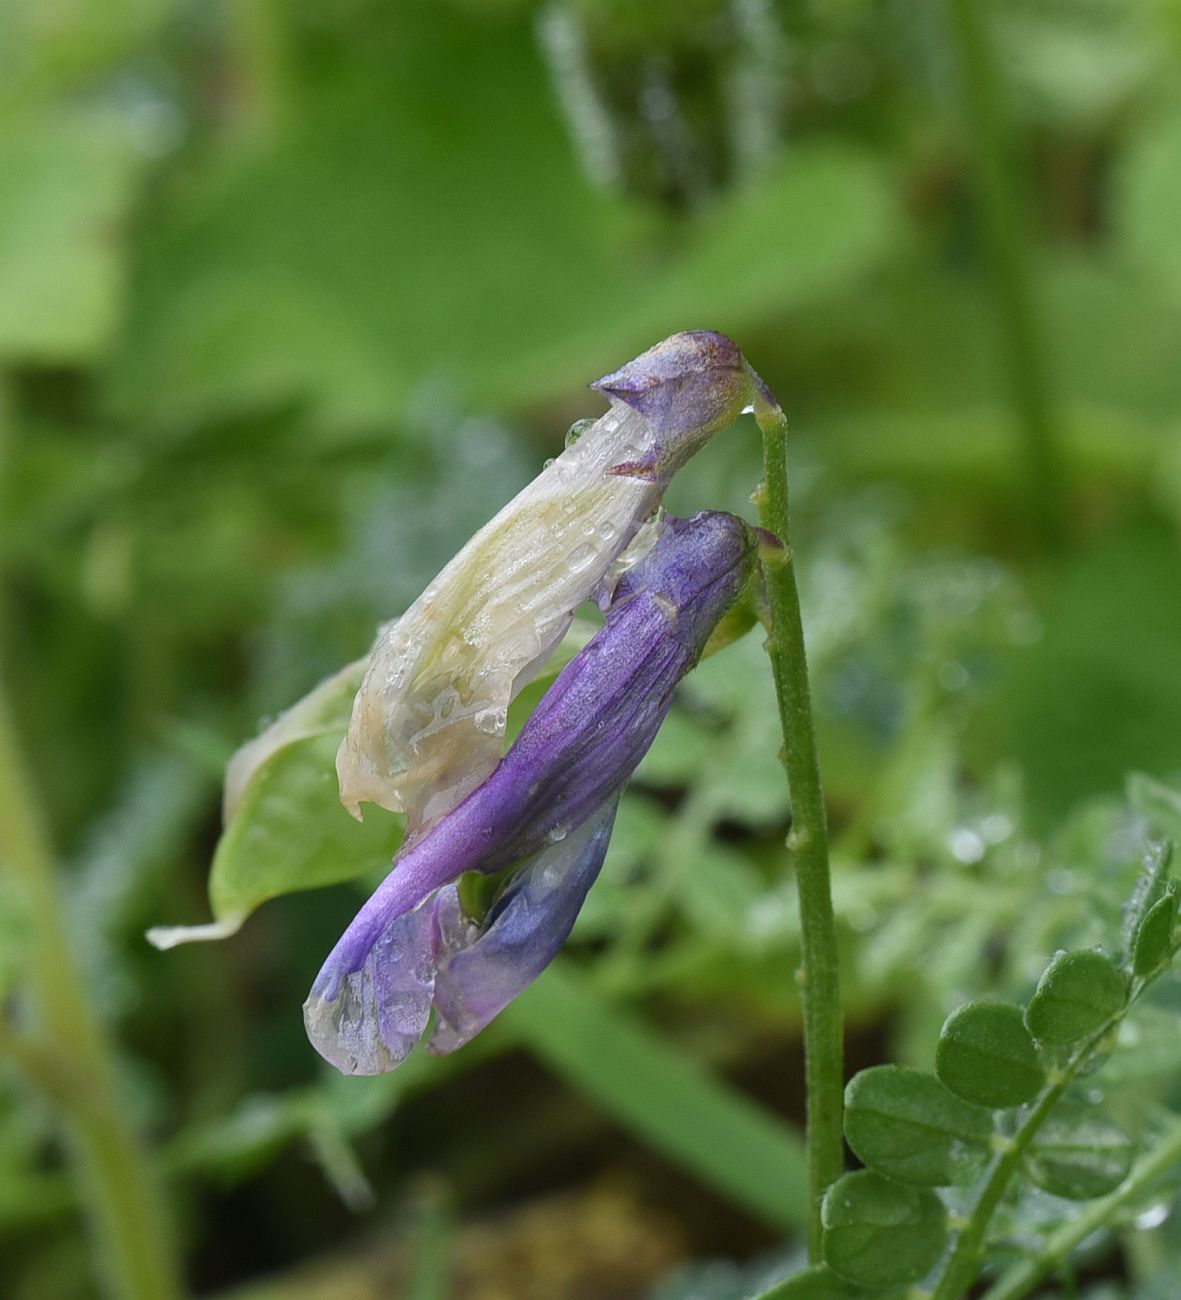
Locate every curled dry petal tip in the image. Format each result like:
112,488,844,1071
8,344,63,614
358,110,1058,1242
590,330,758,466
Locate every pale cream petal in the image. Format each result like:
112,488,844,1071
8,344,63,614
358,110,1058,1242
336,402,666,829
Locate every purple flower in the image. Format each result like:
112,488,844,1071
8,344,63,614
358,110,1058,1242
590,330,768,480
304,511,757,1074
335,331,761,836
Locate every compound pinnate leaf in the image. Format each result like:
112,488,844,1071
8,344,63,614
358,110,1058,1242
1025,950,1126,1045
821,1170,948,1288
1022,1099,1135,1200
844,1066,993,1187
1132,883,1179,977
936,1001,1043,1109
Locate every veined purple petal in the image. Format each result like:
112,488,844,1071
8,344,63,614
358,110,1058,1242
305,511,755,1072
428,796,620,1055
304,898,437,1075
590,330,759,478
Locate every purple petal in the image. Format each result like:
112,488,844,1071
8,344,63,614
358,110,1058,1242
303,898,437,1075
427,797,620,1055
305,511,756,1071
590,331,755,475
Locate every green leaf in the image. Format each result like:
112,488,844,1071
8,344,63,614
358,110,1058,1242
1117,102,1181,305
107,1,895,422
503,960,808,1231
1121,835,1175,957
0,109,145,361
208,730,406,930
1022,1100,1135,1200
936,1001,1043,1109
820,1170,947,1288
755,1265,875,1298
843,1066,993,1187
1127,772,1181,844
677,842,766,939
0,874,33,999
1132,883,1179,977
976,522,1181,829
1025,950,1127,1045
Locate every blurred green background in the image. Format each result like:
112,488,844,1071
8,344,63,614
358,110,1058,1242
3,0,1181,1297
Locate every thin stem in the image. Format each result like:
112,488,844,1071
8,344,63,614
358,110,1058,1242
946,0,1065,545
753,396,843,1258
932,1015,1124,1300
979,1112,1181,1300
0,682,185,1300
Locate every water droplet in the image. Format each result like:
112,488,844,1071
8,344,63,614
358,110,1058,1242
597,520,617,540
565,418,594,448
547,825,568,843
981,813,1013,843
949,827,985,864
567,543,597,573
1135,1202,1171,1230
543,457,556,469
473,707,507,735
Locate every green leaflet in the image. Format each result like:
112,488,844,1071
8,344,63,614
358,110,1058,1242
1022,1099,1136,1200
843,1065,993,1187
1024,950,1126,1045
935,1001,1043,1109
820,1170,947,1289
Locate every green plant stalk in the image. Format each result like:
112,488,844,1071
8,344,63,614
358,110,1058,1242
0,683,184,1300
753,397,843,1257
932,1013,1128,1300
979,1110,1181,1300
946,0,1065,545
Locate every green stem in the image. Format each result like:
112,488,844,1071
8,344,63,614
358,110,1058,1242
979,1111,1181,1300
0,683,185,1300
946,0,1065,545
753,396,843,1257
932,1016,1123,1300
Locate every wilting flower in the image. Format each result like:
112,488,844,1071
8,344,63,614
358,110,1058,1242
305,510,757,1074
335,330,762,834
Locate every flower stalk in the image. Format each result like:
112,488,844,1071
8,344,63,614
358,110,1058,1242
752,393,843,1258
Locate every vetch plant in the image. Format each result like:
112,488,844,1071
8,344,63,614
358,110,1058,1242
151,328,846,1256
305,510,759,1073
147,331,1181,1296
760,804,1181,1300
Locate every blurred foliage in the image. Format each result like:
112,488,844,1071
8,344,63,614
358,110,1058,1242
3,0,1181,1297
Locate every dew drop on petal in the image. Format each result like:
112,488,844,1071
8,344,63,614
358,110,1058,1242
565,418,594,447
568,543,597,574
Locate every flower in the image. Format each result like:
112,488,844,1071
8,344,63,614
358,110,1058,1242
335,331,760,835
305,510,757,1074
